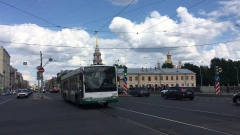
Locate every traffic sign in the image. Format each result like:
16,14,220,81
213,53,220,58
122,77,127,82
39,67,44,73
215,76,219,82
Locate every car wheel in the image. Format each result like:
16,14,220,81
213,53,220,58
146,95,150,97
137,94,141,97
189,97,194,100
236,97,240,106
164,95,168,99
161,93,164,97
17,96,19,99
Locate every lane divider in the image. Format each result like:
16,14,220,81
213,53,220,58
0,97,15,105
110,105,234,135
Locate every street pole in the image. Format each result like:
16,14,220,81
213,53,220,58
236,67,239,86
40,51,44,99
197,61,203,92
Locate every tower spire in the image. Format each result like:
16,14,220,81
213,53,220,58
95,31,98,48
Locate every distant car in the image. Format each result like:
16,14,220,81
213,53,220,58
42,89,46,93
233,92,240,105
118,87,124,94
16,89,29,99
129,87,150,97
1,92,11,96
161,89,169,97
164,87,194,100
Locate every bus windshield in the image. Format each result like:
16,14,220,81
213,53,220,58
84,66,116,92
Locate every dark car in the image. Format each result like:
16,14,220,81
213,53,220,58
233,92,240,105
118,87,124,94
129,87,150,97
164,87,194,100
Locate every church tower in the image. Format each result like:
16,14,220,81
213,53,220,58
93,31,103,65
165,51,173,64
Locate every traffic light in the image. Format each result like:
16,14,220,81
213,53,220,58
215,66,222,75
124,66,127,76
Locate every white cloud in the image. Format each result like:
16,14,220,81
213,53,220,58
109,0,138,6
1,4,240,85
207,0,240,18
198,9,206,15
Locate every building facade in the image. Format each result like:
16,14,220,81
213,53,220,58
0,47,11,92
118,67,196,89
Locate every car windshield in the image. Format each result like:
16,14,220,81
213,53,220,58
18,90,27,93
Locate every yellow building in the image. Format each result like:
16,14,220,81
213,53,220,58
118,67,196,89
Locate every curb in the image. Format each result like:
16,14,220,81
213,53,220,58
194,93,234,97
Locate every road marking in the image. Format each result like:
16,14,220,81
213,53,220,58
0,97,15,105
123,100,240,118
98,110,168,135
111,106,234,135
195,99,232,104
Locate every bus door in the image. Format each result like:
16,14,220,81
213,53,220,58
76,73,83,102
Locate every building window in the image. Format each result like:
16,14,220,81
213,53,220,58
187,83,189,86
148,76,151,81
171,76,173,80
186,76,189,80
97,56,99,59
171,84,174,86
129,77,132,82
182,83,184,86
155,76,157,81
191,76,194,80
160,76,163,80
176,76,178,80
142,76,145,81
181,76,183,80
192,83,194,86
166,76,168,80
135,77,138,81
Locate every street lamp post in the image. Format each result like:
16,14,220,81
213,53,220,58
3,70,5,92
197,61,203,91
235,67,239,86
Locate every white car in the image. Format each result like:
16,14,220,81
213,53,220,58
16,89,29,99
161,89,169,97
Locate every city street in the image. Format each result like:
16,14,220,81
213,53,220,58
0,93,239,135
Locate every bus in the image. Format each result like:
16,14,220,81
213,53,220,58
61,65,118,106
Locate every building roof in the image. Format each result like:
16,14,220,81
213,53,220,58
117,68,195,75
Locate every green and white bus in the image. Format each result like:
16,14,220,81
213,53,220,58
61,65,118,106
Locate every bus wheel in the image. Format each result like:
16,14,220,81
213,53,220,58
75,97,80,107
103,102,108,107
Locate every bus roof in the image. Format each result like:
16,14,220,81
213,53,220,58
61,65,116,81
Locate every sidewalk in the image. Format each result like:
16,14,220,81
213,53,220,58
32,92,51,101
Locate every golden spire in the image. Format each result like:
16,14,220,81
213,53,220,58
167,50,171,56
95,31,98,48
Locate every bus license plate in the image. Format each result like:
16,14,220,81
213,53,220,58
187,92,191,94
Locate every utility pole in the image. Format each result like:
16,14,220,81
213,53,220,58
40,51,44,99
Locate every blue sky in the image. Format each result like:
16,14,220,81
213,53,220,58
0,0,239,85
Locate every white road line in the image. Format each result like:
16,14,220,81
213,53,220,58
195,99,232,104
0,97,15,105
123,100,240,118
111,106,234,135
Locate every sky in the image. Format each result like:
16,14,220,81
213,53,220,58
0,0,240,85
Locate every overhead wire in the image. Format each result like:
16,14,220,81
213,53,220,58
2,39,240,49
109,0,206,50
66,0,137,61
0,0,27,12
0,0,61,27
8,0,38,23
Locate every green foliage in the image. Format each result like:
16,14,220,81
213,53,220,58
162,63,173,68
182,58,240,86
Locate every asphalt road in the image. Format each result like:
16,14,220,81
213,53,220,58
0,93,239,135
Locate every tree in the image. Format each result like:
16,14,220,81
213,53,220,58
162,63,173,68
